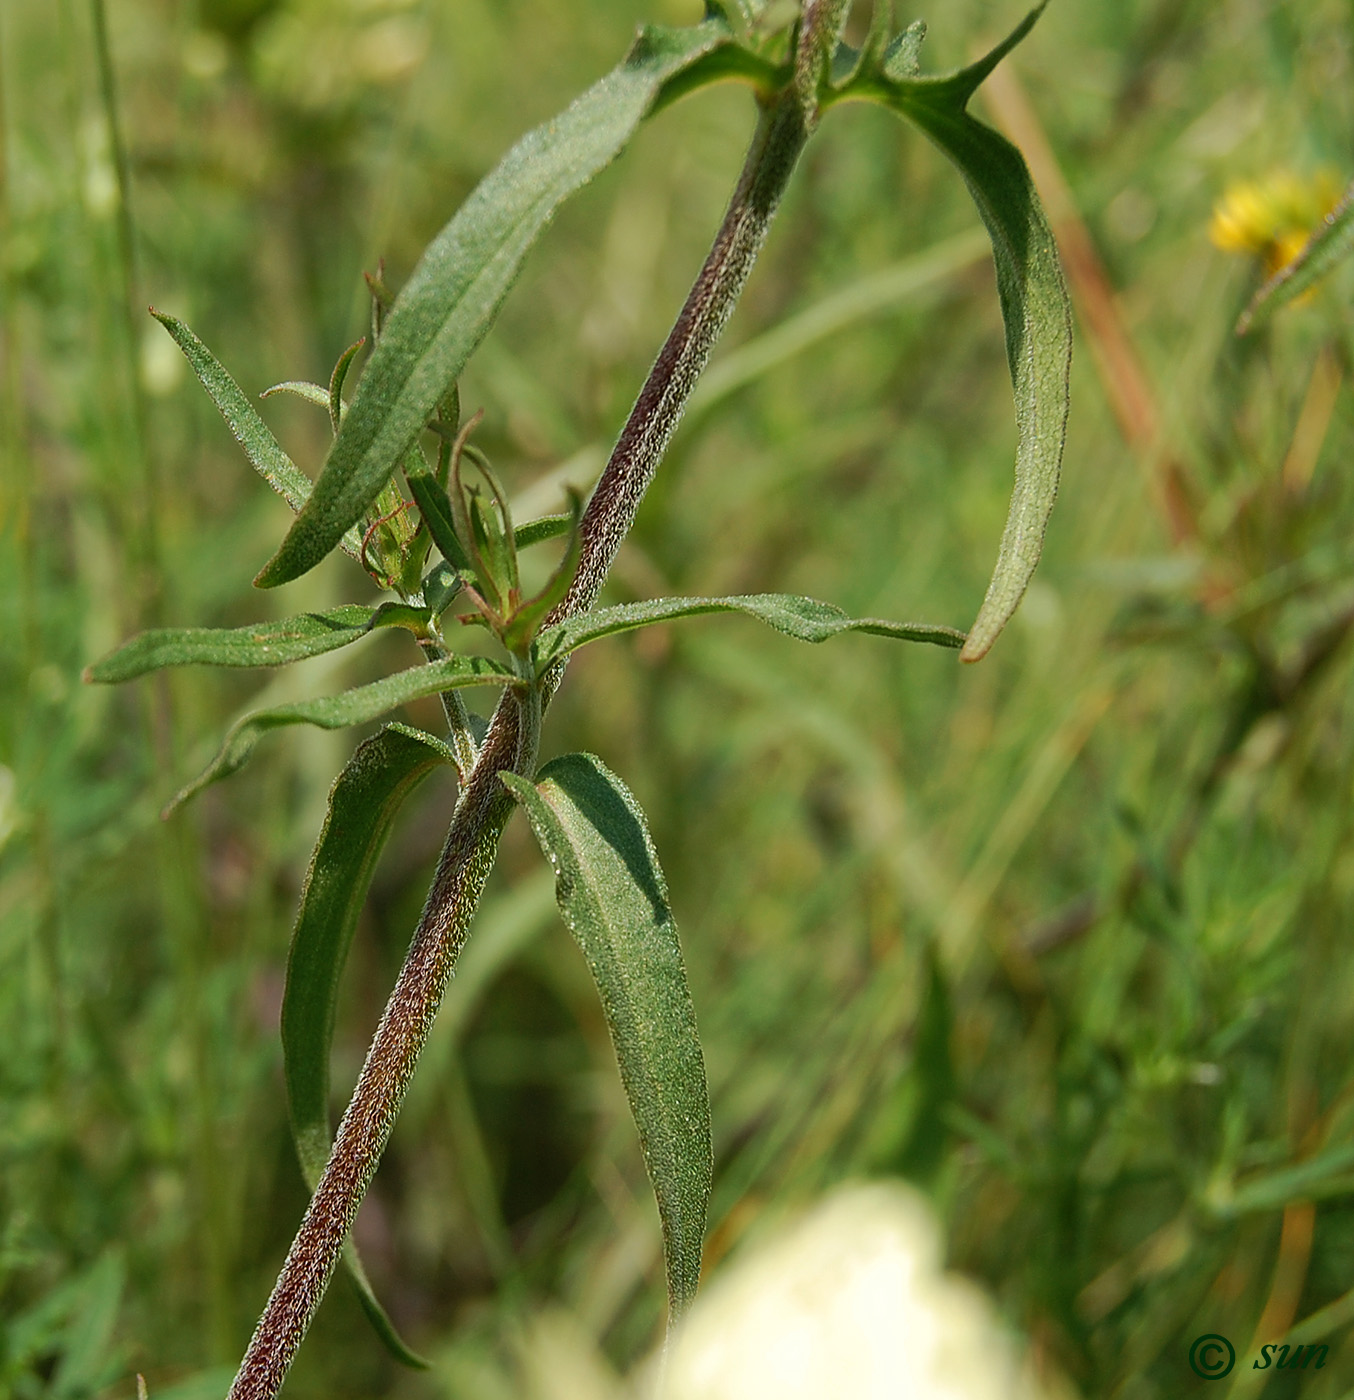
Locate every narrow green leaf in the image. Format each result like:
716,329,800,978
535,592,966,666
839,4,1072,661
329,338,366,434
86,605,377,682
85,603,430,683
150,311,364,560
253,21,733,588
648,40,784,117
408,472,472,573
501,754,711,1317
260,380,330,409
165,653,513,813
1239,181,1354,333
284,722,452,1368
502,495,583,654
513,513,572,550
1220,1142,1354,1217
465,455,519,602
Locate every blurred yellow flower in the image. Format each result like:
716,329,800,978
1209,168,1343,278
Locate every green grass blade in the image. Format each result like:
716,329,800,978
84,605,379,682
164,653,513,814
501,754,711,1319
535,593,965,666
1239,180,1354,332
253,21,733,589
685,226,990,418
150,312,364,560
841,5,1071,662
284,722,455,1369
1219,1142,1354,1217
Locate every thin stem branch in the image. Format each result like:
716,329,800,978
419,635,480,781
227,58,817,1400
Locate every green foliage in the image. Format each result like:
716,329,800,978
63,1,1071,1390
167,654,512,811
502,754,711,1317
17,0,1243,1394
283,723,456,1369
1,1253,126,1399
253,21,736,589
833,3,1071,661
83,604,423,681
535,592,966,665
151,312,363,560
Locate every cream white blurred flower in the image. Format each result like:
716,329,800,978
650,1183,1054,1400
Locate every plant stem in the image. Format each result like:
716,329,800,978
562,88,809,620
227,64,815,1400
226,699,530,1400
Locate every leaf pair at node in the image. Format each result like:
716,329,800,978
245,3,1068,666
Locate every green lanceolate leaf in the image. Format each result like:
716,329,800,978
502,497,583,654
535,592,966,667
83,603,430,683
512,513,573,550
284,722,454,1369
165,653,513,814
1239,181,1354,333
261,380,330,410
150,312,364,560
501,754,711,1318
329,338,366,433
253,21,734,589
837,4,1071,662
407,472,472,573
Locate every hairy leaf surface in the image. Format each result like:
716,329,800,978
840,4,1071,660
166,654,512,812
84,604,427,682
151,312,363,560
502,755,711,1317
535,592,965,665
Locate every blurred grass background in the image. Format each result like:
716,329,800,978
4,0,1354,1396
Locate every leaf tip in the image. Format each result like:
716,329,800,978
959,609,1004,661
253,550,291,589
